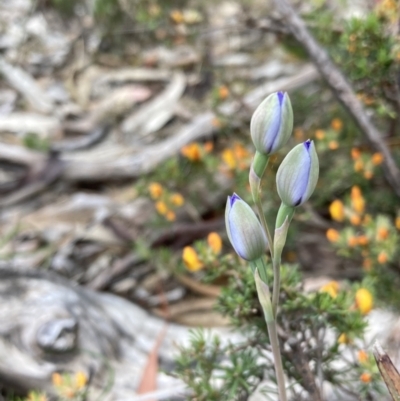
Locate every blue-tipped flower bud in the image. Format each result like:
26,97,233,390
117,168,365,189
250,91,293,155
225,193,267,261
276,139,319,207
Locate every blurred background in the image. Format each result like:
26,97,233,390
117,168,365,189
0,0,399,400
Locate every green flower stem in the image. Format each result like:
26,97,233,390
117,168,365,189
266,320,287,401
254,261,287,401
272,204,295,318
249,152,274,259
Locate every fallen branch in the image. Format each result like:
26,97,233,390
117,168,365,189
272,0,400,198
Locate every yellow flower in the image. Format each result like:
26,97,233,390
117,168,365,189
170,193,184,206
207,232,222,255
355,288,373,315
181,143,202,161
182,246,203,271
396,216,400,230
371,152,383,165
155,201,168,215
329,200,344,222
320,281,339,298
326,228,340,243
166,210,176,221
149,182,163,199
358,350,368,364
360,372,372,383
75,371,87,390
315,129,325,140
351,148,361,160
52,372,63,387
338,333,349,344
170,9,184,24
377,251,388,264
222,148,236,169
331,118,343,131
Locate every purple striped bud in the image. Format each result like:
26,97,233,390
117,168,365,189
250,91,293,155
276,140,319,207
225,193,267,261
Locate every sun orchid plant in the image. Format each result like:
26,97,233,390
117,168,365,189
225,91,320,401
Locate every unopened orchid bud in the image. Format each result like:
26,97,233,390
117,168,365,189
250,91,293,156
276,139,319,207
225,193,267,261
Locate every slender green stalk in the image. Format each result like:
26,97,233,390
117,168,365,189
254,259,287,401
266,320,287,401
271,254,281,318
255,196,274,259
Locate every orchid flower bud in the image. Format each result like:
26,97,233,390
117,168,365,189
225,193,267,261
276,139,319,207
250,91,293,155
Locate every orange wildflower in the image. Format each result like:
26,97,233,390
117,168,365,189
355,288,373,315
170,193,184,206
357,235,369,246
52,372,63,387
372,152,383,165
396,216,400,230
233,143,249,159
338,333,349,344
149,182,163,199
331,118,343,131
354,159,364,172
329,140,339,150
207,232,222,255
315,129,325,140
350,214,361,226
204,141,214,153
329,199,344,222
166,210,176,221
377,251,388,264
182,246,203,271
364,170,373,180
358,350,368,364
360,372,372,383
155,201,168,215
376,227,389,241
320,281,339,298
326,228,340,242
348,236,358,247
181,143,202,161
351,186,365,214
218,85,229,99
351,148,361,160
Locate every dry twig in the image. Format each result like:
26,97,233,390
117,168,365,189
272,0,400,198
